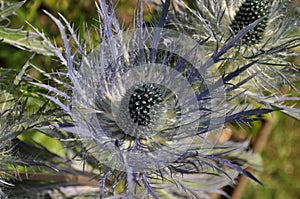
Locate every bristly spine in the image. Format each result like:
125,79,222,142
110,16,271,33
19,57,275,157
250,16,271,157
231,0,270,45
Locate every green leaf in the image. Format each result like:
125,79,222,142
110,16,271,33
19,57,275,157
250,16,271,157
0,1,55,56
17,131,66,158
0,1,25,19
0,28,55,56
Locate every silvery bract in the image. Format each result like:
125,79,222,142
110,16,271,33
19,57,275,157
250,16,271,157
28,0,285,198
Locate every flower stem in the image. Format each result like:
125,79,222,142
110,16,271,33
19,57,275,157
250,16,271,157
10,171,100,186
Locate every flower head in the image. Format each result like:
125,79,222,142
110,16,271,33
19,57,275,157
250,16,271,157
160,0,300,118
231,0,270,45
32,0,277,198
170,0,299,48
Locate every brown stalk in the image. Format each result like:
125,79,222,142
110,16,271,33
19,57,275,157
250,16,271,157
10,171,100,186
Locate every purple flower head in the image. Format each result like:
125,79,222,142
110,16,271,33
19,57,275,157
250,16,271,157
32,0,277,198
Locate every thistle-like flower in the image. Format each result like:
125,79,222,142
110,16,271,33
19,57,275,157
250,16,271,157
0,67,36,197
159,0,300,119
30,0,279,198
1,60,69,198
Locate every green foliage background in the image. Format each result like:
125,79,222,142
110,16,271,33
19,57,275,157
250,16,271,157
0,0,300,198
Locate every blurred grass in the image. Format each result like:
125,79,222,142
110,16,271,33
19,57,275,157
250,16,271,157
243,113,300,199
0,0,300,198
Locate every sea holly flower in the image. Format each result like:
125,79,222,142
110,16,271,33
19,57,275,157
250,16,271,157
0,67,46,197
155,0,300,119
0,66,31,196
0,48,75,197
29,0,276,198
167,0,300,55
